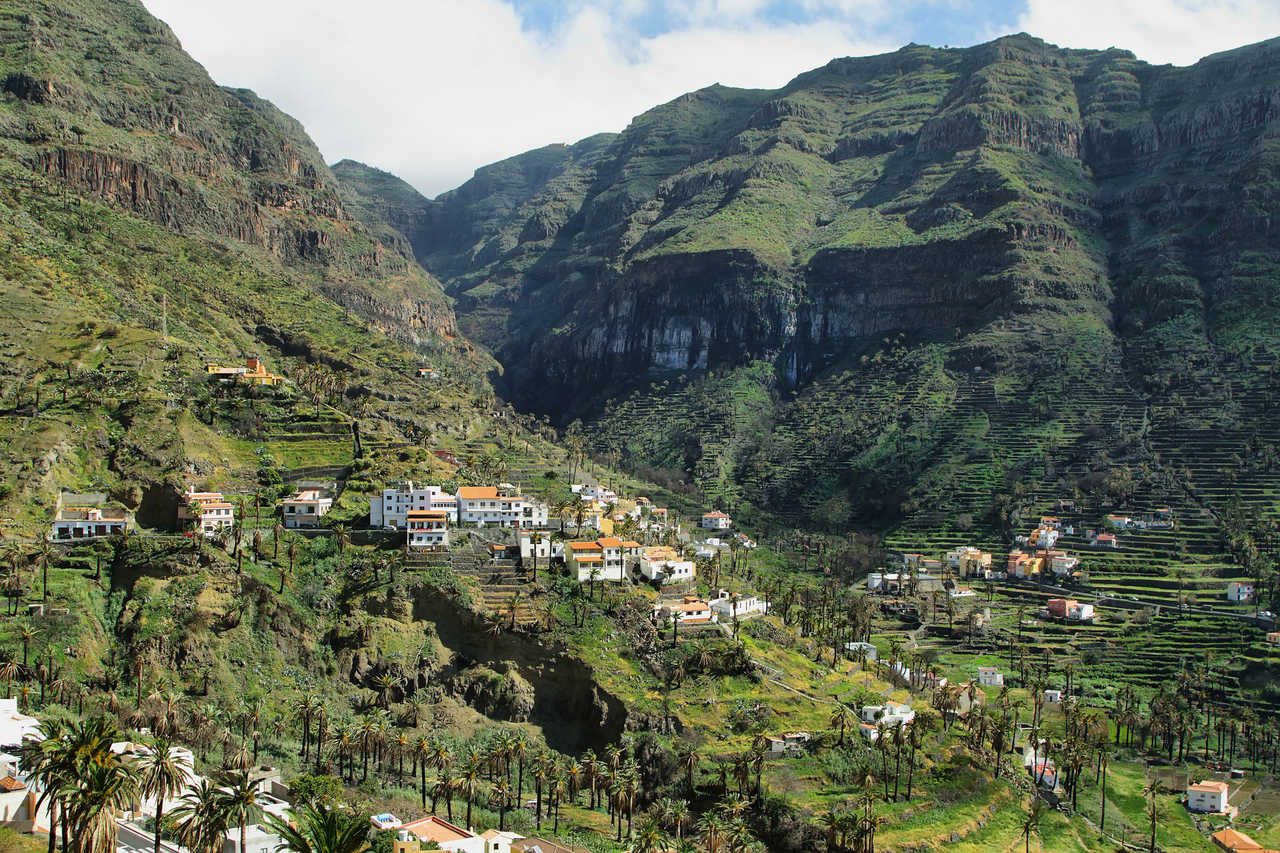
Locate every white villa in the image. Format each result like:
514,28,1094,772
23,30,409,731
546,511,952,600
50,491,130,541
1186,780,1230,814
654,597,716,624
636,546,695,584
280,488,332,529
178,487,234,538
977,666,1004,687
518,530,552,563
370,482,457,529
700,511,732,530
567,537,640,582
709,590,768,620
1227,581,1255,602
860,702,915,727
458,485,548,528
946,546,992,572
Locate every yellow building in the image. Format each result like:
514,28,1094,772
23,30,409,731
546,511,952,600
205,356,285,386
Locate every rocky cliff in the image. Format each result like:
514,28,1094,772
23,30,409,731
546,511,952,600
338,35,1280,529
1,0,463,348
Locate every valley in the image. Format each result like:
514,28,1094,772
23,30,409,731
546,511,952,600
0,1,1277,852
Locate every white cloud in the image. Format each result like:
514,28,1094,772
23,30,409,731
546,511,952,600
1018,0,1280,67
140,0,896,197
140,0,1277,197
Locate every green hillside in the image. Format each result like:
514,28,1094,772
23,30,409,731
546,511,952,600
336,35,1280,544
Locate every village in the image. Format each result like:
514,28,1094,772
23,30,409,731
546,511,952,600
3,353,1273,853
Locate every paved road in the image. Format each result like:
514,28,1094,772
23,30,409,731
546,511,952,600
116,821,186,853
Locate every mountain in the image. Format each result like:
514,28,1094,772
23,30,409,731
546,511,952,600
337,34,1280,531
0,0,514,531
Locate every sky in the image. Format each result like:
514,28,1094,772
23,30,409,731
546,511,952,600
140,0,1280,197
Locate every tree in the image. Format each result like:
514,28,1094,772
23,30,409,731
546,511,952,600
263,800,369,853
20,718,70,853
172,780,230,853
829,704,852,745
218,770,261,853
1021,797,1045,853
136,736,193,853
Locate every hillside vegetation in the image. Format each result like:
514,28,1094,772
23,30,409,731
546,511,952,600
337,35,1280,541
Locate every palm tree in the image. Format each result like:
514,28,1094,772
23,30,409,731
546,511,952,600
461,763,482,830
1021,797,1044,853
263,800,368,853
68,758,139,853
629,815,669,853
490,780,513,831
333,524,351,568
0,654,20,700
20,718,69,853
829,704,852,745
219,770,261,853
136,736,193,853
18,625,37,669
172,779,229,853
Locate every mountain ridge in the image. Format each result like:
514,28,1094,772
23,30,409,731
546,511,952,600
336,32,1280,530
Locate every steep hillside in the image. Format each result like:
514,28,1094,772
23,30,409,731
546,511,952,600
0,0,641,771
337,34,1280,533
0,0,516,530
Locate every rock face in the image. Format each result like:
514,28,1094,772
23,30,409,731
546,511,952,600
1,0,461,348
339,35,1279,397
337,34,1280,528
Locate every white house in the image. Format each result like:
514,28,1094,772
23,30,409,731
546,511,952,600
572,484,617,505
709,590,768,620
406,510,449,550
946,546,992,572
1226,581,1255,602
1044,689,1063,704
394,816,475,853
636,546,695,584
845,641,878,661
654,598,716,624
567,538,639,582
280,489,333,529
479,830,524,853
1031,762,1058,790
518,530,552,563
1186,780,1229,814
0,700,39,750
0,775,39,833
1032,526,1059,549
50,492,130,540
700,511,732,530
977,666,1004,687
178,487,234,537
1046,551,1079,576
860,703,915,727
371,482,457,529
458,485,548,529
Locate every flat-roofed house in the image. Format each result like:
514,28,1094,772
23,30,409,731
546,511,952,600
280,489,333,529
406,510,449,550
178,487,234,537
50,491,130,540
